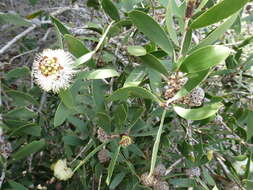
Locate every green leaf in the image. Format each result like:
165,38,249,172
173,102,223,121
4,107,37,120
140,54,169,75
173,70,209,100
50,16,70,35
109,172,126,189
148,69,162,95
247,111,253,140
192,13,239,51
63,136,84,146
0,13,32,26
59,89,75,109
165,0,179,46
127,46,147,56
123,67,146,87
12,139,45,160
190,0,248,29
64,34,90,58
106,145,121,185
8,180,29,190
170,178,196,188
6,90,39,106
87,69,119,79
129,10,173,54
149,110,166,176
9,123,41,137
102,0,120,21
92,80,106,112
179,45,230,73
29,0,39,6
107,86,162,104
75,21,114,66
96,112,111,133
6,66,30,80
54,102,69,127
75,51,95,66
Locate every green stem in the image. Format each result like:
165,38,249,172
149,109,167,177
73,141,109,173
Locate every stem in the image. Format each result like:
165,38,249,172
73,141,109,173
178,18,190,60
149,109,167,177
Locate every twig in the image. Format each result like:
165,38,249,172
0,162,7,189
38,91,47,113
0,7,71,55
165,158,184,175
9,48,38,65
0,24,36,55
70,139,93,165
98,174,103,190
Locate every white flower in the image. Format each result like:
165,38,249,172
32,49,76,93
53,159,73,181
233,158,253,175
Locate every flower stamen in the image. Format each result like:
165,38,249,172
39,56,63,77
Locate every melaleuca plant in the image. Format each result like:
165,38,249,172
1,0,253,189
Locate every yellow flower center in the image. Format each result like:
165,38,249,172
39,56,63,77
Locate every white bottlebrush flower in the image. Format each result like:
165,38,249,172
233,158,253,176
32,49,76,93
53,159,73,181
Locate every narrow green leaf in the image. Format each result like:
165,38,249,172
107,86,162,104
6,90,39,106
123,67,146,87
148,69,162,95
6,66,30,80
8,180,29,190
64,34,90,58
127,46,147,56
54,102,69,127
173,102,223,121
50,16,70,35
4,107,37,120
190,0,248,29
59,89,75,109
193,13,238,51
102,0,120,21
247,111,253,140
140,54,169,75
179,45,230,73
165,0,179,46
0,13,32,26
173,70,209,100
75,21,114,66
87,69,119,80
109,172,126,189
129,10,173,54
12,139,45,160
149,110,166,176
9,124,41,137
106,145,121,185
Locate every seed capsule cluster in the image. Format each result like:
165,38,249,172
0,130,12,159
97,128,110,143
98,149,110,163
185,167,201,177
141,164,169,190
39,56,63,77
177,87,205,107
164,72,188,100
